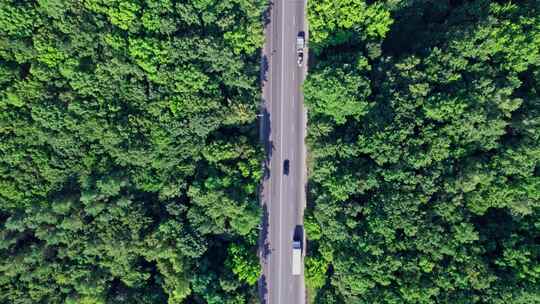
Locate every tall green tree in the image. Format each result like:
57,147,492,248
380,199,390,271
0,0,266,303
305,1,540,303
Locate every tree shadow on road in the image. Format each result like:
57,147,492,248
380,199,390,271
258,204,271,304
259,204,271,259
262,1,273,27
258,274,269,304
260,106,273,181
261,55,269,83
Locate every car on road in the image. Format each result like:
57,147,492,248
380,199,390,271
296,32,305,67
283,159,290,175
292,240,302,275
292,226,303,275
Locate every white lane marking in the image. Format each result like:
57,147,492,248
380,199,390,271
293,15,296,25
278,0,285,302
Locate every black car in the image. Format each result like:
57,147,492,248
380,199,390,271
283,159,290,175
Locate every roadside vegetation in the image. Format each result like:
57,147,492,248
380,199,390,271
0,0,266,303
304,0,540,303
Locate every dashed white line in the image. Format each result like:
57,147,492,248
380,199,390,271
277,0,286,302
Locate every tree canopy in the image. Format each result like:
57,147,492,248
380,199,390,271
304,0,540,303
0,0,266,303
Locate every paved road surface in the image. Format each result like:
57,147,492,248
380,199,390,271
260,0,307,303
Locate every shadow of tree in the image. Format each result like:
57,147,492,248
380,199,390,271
258,274,269,304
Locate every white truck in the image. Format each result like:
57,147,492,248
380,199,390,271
296,32,305,67
292,240,302,275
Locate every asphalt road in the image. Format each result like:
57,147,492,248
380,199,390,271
260,0,307,303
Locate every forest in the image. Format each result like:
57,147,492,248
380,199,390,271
2,0,539,303
0,0,266,303
303,0,539,303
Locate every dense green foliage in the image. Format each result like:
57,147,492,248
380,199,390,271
305,0,540,303
0,0,265,303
